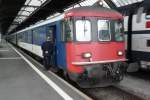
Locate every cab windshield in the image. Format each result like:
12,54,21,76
74,18,124,42
98,20,111,41
75,20,91,42
97,19,124,42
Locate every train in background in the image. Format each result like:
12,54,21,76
8,6,126,88
118,0,150,70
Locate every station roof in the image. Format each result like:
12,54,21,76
0,0,144,35
0,0,26,34
111,0,143,7
7,0,48,33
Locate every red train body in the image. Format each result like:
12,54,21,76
64,6,126,87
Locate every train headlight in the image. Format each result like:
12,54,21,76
82,53,92,58
118,51,123,56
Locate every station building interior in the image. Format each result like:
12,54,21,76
0,0,150,100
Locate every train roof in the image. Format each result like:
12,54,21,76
15,7,122,34
65,6,123,19
16,14,64,34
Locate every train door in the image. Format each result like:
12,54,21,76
47,25,57,66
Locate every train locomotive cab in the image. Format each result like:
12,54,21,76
63,7,126,88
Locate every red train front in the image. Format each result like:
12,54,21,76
64,6,126,88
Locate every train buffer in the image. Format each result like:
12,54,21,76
0,42,92,100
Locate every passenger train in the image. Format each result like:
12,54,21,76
119,0,150,70
8,6,126,88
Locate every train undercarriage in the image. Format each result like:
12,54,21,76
68,62,126,88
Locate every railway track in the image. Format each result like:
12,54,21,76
18,47,145,100
82,86,143,100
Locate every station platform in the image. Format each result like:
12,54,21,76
0,42,92,100
117,75,150,100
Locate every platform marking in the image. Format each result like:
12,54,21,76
10,44,74,100
19,47,93,100
48,71,93,100
0,57,22,60
27,53,93,100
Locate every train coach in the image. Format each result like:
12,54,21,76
120,1,150,70
8,6,127,88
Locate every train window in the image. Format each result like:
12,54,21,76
47,27,54,41
114,21,124,41
66,20,73,41
75,20,91,41
62,19,73,42
136,7,144,23
33,29,39,45
147,40,150,47
27,31,32,44
146,8,150,19
97,20,111,41
22,32,25,42
18,34,22,42
25,32,28,42
61,21,65,41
